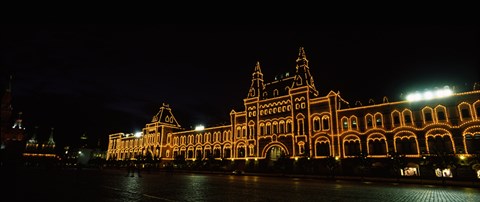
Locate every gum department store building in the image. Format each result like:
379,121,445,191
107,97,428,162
107,47,480,177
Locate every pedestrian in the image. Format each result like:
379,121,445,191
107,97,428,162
135,162,142,177
126,161,134,177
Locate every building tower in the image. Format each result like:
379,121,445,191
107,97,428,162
0,75,26,166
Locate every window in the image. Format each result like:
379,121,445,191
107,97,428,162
297,119,305,135
286,121,292,133
249,125,254,139
367,117,373,128
342,119,348,130
476,106,480,118
376,118,382,127
404,115,411,124
266,123,271,134
425,112,433,122
393,115,400,125
298,142,305,154
236,127,241,138
351,119,357,129
279,121,285,133
313,117,321,131
316,142,330,156
461,108,471,119
273,122,278,134
322,116,330,130
437,111,446,121
259,124,265,136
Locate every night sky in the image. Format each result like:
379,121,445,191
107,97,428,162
1,24,478,149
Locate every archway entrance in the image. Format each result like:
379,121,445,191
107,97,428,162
266,146,286,167
268,146,285,161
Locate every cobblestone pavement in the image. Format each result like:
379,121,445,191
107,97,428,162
3,168,480,202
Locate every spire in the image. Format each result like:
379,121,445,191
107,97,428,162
296,47,308,67
1,75,13,123
247,61,265,98
47,127,55,145
254,61,261,72
27,126,38,144
25,126,39,151
12,112,23,129
292,47,318,95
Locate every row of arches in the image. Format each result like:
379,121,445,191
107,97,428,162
340,102,480,132
314,128,480,158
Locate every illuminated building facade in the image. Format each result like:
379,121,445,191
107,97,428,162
23,127,57,163
107,47,480,176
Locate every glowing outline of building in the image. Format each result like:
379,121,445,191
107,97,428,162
107,47,480,175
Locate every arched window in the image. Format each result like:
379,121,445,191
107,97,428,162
286,120,293,133
242,126,247,138
458,103,472,121
402,110,414,126
259,123,265,136
316,141,330,156
313,117,321,131
279,121,285,134
341,117,349,130
236,127,242,138
435,106,448,122
374,113,383,128
365,114,373,129
266,122,272,134
350,116,358,130
237,145,245,157
391,111,401,127
322,116,330,131
297,118,305,135
422,107,434,124
465,133,480,154
298,141,305,154
273,121,278,134
248,122,255,139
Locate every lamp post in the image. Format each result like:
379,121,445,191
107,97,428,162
420,151,428,184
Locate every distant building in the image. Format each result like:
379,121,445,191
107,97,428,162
1,76,58,167
107,47,480,178
1,76,26,166
23,127,58,167
76,134,106,167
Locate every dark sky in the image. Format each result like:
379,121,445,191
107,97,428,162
1,24,479,149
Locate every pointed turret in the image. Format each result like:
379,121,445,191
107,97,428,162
151,103,181,127
1,75,13,132
39,127,56,153
47,127,55,145
25,126,39,151
12,112,23,129
292,47,318,95
247,61,265,98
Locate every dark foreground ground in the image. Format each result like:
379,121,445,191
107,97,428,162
2,166,480,202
